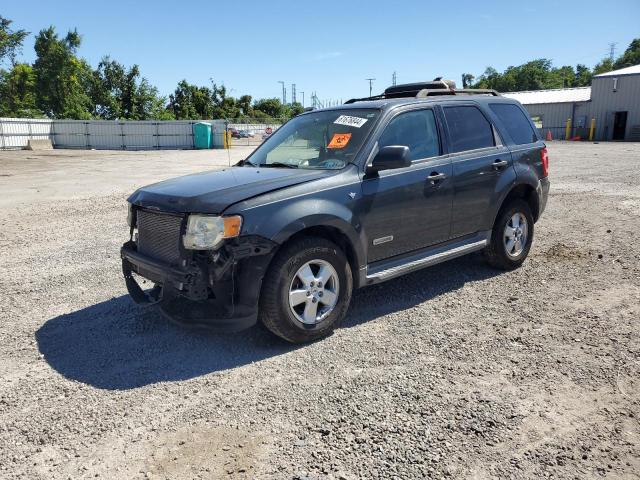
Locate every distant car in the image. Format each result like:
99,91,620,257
238,130,252,138
228,128,240,138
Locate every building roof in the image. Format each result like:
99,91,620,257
594,64,640,77
502,87,591,105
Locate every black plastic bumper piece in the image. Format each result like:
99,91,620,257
120,241,260,332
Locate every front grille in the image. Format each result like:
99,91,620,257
137,210,183,265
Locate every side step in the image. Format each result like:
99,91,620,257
365,232,490,284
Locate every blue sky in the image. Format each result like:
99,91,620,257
2,0,638,104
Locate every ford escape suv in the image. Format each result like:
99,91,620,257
122,81,550,343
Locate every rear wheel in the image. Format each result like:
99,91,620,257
259,237,353,343
484,199,534,270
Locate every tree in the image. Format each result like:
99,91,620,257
593,57,614,75
461,73,474,88
613,38,640,69
0,16,28,66
168,80,214,119
0,63,41,117
253,98,286,119
574,64,592,87
33,27,93,119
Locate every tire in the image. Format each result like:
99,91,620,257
484,199,534,270
259,236,353,343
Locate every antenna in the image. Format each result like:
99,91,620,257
608,42,617,62
278,81,286,104
366,78,376,97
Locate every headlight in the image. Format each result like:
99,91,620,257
183,214,242,250
127,203,136,227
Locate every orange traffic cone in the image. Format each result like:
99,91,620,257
546,130,553,141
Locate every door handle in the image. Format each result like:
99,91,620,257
426,172,447,184
492,159,509,170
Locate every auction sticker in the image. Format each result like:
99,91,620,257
334,115,368,128
327,133,352,149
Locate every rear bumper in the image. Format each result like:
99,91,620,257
121,237,276,332
538,176,550,218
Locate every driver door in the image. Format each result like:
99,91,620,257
359,108,453,263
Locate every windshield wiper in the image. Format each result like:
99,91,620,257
261,162,299,169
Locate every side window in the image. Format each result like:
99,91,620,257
378,109,440,161
489,103,538,145
443,106,495,153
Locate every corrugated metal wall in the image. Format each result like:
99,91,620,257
0,118,281,150
589,74,640,140
518,74,640,141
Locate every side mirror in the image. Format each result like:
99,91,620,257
367,146,411,174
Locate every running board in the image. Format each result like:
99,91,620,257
365,233,489,283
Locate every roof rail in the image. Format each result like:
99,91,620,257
344,82,500,104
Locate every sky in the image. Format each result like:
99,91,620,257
1,0,639,105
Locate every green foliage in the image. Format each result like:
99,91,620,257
33,27,93,119
91,56,167,120
5,12,632,120
613,38,640,69
0,63,42,117
593,57,614,75
472,37,640,92
0,16,28,66
461,73,474,88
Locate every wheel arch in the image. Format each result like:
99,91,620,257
268,216,365,289
494,182,540,226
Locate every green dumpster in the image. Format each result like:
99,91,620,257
193,122,212,149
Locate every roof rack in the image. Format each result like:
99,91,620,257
345,81,500,104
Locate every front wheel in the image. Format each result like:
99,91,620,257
259,237,353,343
484,199,534,270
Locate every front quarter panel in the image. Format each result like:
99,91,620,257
225,166,367,270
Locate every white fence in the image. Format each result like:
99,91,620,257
0,118,278,150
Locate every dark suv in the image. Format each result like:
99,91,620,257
122,81,550,343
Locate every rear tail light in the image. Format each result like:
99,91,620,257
540,147,549,177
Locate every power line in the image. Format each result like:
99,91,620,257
365,78,376,97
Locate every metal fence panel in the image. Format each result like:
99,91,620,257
52,121,87,148
0,117,284,150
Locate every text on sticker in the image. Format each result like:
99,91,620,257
327,133,352,149
334,115,368,128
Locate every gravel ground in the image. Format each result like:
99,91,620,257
0,142,639,479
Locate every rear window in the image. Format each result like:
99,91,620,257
443,106,495,153
489,103,537,145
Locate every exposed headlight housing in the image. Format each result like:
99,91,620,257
127,203,136,228
183,214,242,250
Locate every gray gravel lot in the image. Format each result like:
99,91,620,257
0,142,639,479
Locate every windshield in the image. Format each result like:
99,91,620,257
245,109,380,170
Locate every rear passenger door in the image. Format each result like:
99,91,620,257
441,103,514,238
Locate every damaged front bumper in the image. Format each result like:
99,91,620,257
121,236,277,332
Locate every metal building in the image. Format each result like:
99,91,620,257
503,64,640,141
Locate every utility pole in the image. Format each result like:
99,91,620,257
392,71,397,86
608,42,617,62
366,78,376,97
291,84,297,104
278,81,286,104
300,91,305,108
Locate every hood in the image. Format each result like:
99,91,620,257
128,166,335,213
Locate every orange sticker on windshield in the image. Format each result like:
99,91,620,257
327,133,352,149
